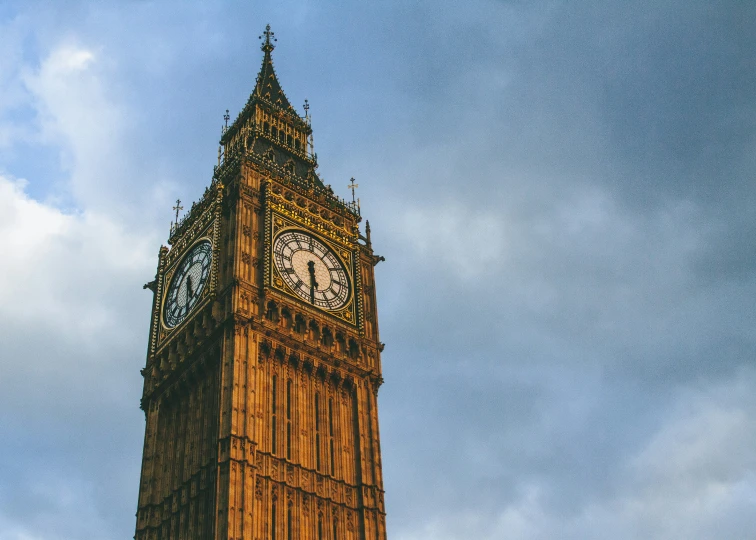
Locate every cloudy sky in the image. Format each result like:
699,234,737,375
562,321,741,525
1,1,755,539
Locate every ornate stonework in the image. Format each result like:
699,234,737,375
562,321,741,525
134,26,387,540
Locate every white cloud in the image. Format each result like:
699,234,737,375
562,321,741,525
0,174,155,335
20,43,135,208
396,200,507,279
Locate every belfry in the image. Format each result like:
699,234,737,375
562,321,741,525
134,25,388,540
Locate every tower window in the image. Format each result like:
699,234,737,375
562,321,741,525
286,379,292,460
315,392,321,471
295,139,301,151
272,375,278,454
272,126,278,139
333,518,338,539
264,122,270,134
287,504,292,540
294,314,306,334
329,398,335,475
271,501,277,540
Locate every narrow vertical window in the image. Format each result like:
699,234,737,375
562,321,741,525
272,375,278,454
315,393,321,471
286,380,292,460
317,517,323,540
332,518,338,539
271,502,277,540
287,504,292,540
328,398,335,475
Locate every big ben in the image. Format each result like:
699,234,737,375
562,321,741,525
134,26,388,540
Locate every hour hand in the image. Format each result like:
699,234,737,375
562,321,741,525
186,275,193,302
307,261,318,303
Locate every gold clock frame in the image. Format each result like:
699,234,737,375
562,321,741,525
160,235,214,331
266,210,358,326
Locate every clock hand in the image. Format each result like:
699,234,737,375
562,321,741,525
186,275,193,304
307,260,318,304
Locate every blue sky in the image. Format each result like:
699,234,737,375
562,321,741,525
1,1,755,539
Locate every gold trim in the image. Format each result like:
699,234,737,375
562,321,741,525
160,236,214,331
268,210,358,326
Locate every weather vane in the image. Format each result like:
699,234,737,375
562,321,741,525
259,24,276,51
348,177,359,204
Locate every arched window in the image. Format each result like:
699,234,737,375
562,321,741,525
281,307,292,330
294,314,306,334
332,517,338,539
321,327,333,348
317,516,323,540
266,301,279,322
348,338,359,359
309,320,320,342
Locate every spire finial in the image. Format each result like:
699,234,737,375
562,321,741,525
348,177,359,205
259,24,276,52
171,199,184,232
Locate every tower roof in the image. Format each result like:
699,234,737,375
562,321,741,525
253,24,295,112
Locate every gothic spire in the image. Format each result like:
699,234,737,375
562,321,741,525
254,24,294,111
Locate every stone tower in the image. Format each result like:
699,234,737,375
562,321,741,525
134,25,387,540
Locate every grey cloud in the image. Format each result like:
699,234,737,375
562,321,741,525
1,1,755,539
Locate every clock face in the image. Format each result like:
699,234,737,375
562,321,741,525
163,240,212,328
273,230,351,310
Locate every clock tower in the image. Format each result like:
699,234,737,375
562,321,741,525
134,26,388,540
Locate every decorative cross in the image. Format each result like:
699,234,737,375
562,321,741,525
223,109,230,129
259,24,277,50
347,178,359,204
173,199,184,224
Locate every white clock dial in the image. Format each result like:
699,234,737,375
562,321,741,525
273,230,351,310
163,240,212,328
